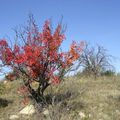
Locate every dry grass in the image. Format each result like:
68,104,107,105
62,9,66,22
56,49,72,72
0,75,120,120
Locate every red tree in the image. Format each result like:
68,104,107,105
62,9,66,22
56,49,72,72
0,17,84,105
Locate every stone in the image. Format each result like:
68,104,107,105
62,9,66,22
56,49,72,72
79,111,85,118
43,109,49,115
9,115,19,120
19,104,35,115
3,80,7,84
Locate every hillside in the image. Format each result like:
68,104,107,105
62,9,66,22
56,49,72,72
0,75,120,120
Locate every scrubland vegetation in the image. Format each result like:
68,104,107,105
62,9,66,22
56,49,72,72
0,74,120,120
0,16,119,120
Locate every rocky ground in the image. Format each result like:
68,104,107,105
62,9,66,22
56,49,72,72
0,75,120,120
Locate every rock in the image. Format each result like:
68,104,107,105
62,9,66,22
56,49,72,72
9,115,19,120
79,111,85,118
19,104,35,115
88,113,92,117
3,80,7,84
43,109,49,115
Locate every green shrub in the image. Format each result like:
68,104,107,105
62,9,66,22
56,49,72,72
102,70,115,76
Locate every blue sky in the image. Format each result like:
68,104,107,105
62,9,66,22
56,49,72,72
0,0,120,73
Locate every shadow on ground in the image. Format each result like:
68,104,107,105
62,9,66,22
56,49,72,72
0,98,13,108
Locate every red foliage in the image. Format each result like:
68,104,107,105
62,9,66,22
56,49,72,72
0,19,84,100
5,73,17,81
